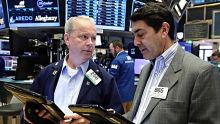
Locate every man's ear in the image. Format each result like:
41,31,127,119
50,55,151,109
161,22,170,38
115,46,119,52
64,33,70,46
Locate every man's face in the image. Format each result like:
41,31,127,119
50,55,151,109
132,20,166,60
64,20,96,64
109,43,117,57
212,55,220,63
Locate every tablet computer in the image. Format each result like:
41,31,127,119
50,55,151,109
4,83,64,122
68,104,134,124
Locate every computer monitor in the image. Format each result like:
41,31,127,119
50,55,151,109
9,27,64,56
191,0,220,5
127,42,143,59
95,35,102,46
0,39,10,55
0,55,18,71
134,59,150,75
9,29,32,56
129,0,145,31
179,41,192,52
186,6,205,22
0,0,6,29
6,0,60,28
15,55,49,80
65,0,127,31
212,10,220,38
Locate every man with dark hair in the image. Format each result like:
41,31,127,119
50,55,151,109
211,50,220,63
125,2,220,124
109,40,135,112
210,50,220,72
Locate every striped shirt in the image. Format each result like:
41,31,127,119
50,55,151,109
133,42,179,124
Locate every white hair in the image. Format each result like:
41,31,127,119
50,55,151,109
65,15,95,34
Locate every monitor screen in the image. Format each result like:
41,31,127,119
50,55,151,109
129,0,145,31
15,55,49,80
134,59,150,75
132,0,145,13
206,4,220,20
9,29,32,56
0,0,6,29
96,35,102,46
186,6,204,22
212,10,220,38
6,0,60,28
191,0,220,5
66,0,127,31
127,41,143,59
0,39,10,55
9,27,64,56
0,55,18,71
179,41,192,52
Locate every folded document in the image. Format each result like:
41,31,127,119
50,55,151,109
4,83,64,122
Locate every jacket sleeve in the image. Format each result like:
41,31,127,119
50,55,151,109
109,59,120,80
189,65,220,123
105,76,124,114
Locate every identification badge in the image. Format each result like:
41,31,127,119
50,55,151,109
151,87,168,99
85,69,101,85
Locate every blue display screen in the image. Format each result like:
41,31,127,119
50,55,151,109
66,0,127,31
129,0,145,31
134,59,150,75
192,0,220,5
179,41,192,52
0,0,6,29
7,0,60,28
0,55,18,71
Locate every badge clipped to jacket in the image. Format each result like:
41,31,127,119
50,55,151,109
85,69,101,85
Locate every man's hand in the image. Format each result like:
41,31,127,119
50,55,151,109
23,102,53,123
60,113,90,124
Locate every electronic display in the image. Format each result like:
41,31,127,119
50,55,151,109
186,6,205,22
0,55,18,71
212,10,220,38
129,0,145,31
0,39,10,55
0,0,5,29
134,59,150,75
132,0,145,13
205,4,220,20
179,41,192,52
9,27,63,56
6,0,60,28
184,22,209,40
192,0,220,5
96,35,102,46
66,0,127,31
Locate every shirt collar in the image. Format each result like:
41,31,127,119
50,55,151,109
116,50,124,57
156,42,178,67
62,55,89,75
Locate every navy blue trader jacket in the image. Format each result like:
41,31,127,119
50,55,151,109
109,51,135,102
21,59,124,124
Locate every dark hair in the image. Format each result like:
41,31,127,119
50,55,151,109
131,2,176,40
110,40,124,49
212,50,220,57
